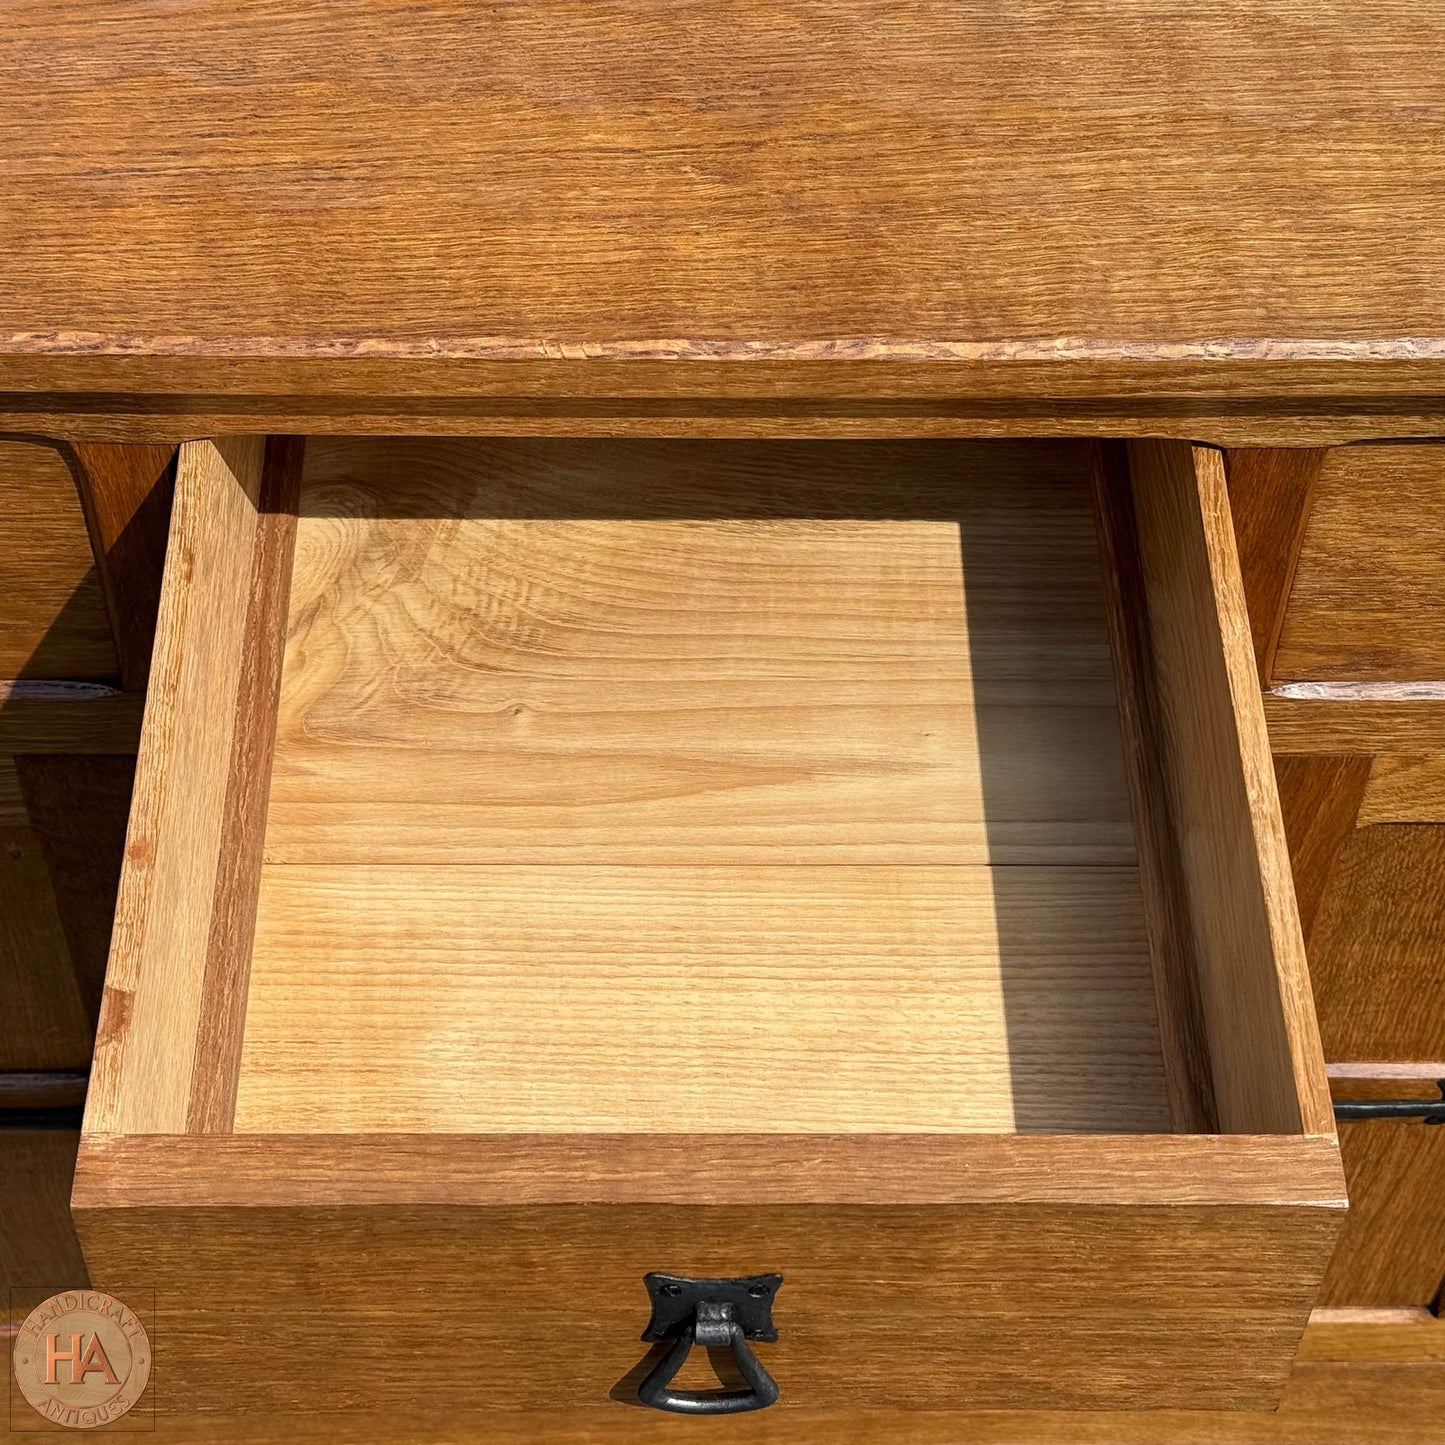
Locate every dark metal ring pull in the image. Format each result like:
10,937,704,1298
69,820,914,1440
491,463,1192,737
635,1272,782,1415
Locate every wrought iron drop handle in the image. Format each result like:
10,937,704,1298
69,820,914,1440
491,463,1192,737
635,1272,781,1414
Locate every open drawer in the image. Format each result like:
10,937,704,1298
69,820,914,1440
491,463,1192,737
74,436,1342,1419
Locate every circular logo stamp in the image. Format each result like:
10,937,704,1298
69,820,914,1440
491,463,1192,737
12,1291,151,1430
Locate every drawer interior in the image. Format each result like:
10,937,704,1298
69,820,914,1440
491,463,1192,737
90,435,1331,1147
243,438,1165,1136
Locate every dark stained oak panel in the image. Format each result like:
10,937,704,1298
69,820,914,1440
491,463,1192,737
3,1,1445,355
0,441,118,681
1308,826,1445,1063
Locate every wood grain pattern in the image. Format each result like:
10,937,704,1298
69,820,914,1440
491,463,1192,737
74,1132,1346,1209
1126,442,1331,1136
1299,1306,1445,1361
268,439,1133,867
72,1363,1445,1445
1359,753,1445,824
5,3,1445,393
51,1366,1445,1445
0,759,92,1070
1265,694,1445,752
1273,754,1372,940
187,436,302,1134
0,439,117,679
1308,825,1445,1063
72,1196,1339,1413
65,442,177,689
87,438,265,1135
1224,448,1327,684
1090,441,1216,1133
1323,1078,1445,1308
236,864,1168,1135
245,437,1176,1136
0,1292,1423,1442
1276,444,1445,681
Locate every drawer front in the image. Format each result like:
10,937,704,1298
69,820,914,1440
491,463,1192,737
1309,822,1445,1061
1324,1081,1445,1309
1276,753,1445,1308
0,440,168,1070
73,1173,1336,1415
76,436,1339,1420
1276,752,1445,1063
1267,443,1445,684
0,440,117,681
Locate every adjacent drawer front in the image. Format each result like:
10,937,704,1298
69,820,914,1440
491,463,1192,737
1272,444,1445,684
1275,750,1445,1311
1309,821,1445,1063
1324,1080,1445,1309
0,442,151,1072
1241,438,1445,1313
75,437,1340,1420
0,441,118,681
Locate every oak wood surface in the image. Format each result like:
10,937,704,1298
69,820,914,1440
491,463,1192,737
1223,448,1327,685
236,863,1169,1136
1273,754,1372,941
1308,825,1445,1063
246,437,1170,1135
187,437,301,1134
84,433,1335,1144
1092,442,1216,1132
82,1387,1445,1445
8,380,1445,448
5,5,1445,395
71,1197,1339,1413
1126,442,1331,1137
107,1348,1445,1445
1299,1307,1445,1362
6,4,1445,441
64,442,177,689
1359,753,1445,823
1265,694,1445,752
1275,444,1445,681
72,431,1346,1415
0,439,118,679
1323,1078,1445,1308
269,439,1133,867
74,1132,1346,1209
87,438,266,1135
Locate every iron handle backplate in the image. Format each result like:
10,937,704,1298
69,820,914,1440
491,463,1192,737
635,1272,781,1415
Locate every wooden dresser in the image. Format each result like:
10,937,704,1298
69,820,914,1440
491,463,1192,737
2,3,1444,1439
